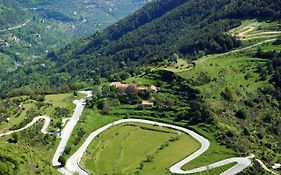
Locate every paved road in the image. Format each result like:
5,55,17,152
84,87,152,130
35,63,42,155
52,91,92,174
0,115,50,137
197,38,278,64
0,19,31,33
66,119,253,175
256,159,279,175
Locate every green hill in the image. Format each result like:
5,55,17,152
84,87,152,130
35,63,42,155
0,0,148,80
0,0,280,174
1,0,280,94
14,0,150,39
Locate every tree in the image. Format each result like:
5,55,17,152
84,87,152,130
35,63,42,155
0,162,9,175
102,103,112,114
125,85,138,95
221,87,236,101
235,108,248,119
12,133,19,143
58,156,66,167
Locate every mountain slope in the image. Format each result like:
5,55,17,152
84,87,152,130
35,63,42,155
0,1,68,77
1,0,281,94
0,0,149,79
14,0,150,39
55,0,280,75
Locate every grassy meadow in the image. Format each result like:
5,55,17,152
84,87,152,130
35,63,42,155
81,122,200,175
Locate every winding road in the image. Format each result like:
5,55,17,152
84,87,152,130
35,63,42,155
0,115,50,137
0,19,31,33
0,91,92,175
66,119,253,175
1,91,278,175
52,91,92,175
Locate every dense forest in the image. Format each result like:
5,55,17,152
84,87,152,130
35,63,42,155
0,0,281,94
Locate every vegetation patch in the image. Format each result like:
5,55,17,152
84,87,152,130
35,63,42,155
81,123,200,175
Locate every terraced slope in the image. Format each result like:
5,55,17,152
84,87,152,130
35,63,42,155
229,20,281,41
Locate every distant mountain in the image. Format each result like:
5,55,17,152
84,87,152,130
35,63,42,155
1,0,281,94
0,0,69,77
14,0,150,39
0,0,148,80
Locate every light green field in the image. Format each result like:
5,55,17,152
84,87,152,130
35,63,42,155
65,109,121,159
81,122,200,175
44,93,84,111
124,76,157,85
161,58,193,73
178,55,268,100
0,102,36,133
228,19,281,41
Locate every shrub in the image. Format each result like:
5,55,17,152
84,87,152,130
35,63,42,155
221,87,237,101
235,108,248,119
0,162,9,175
12,133,19,143
58,155,66,167
64,146,71,155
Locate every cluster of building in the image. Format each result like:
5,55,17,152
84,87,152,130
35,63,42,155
110,82,157,107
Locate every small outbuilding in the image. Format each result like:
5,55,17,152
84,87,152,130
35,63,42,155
141,100,154,107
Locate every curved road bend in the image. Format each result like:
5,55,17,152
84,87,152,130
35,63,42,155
0,115,50,137
52,91,92,174
66,119,253,175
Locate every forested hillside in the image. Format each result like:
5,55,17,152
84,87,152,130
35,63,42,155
0,0,281,94
0,0,148,84
14,0,150,39
0,0,68,78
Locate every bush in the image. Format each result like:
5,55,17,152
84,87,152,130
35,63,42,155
58,155,66,167
0,162,9,175
12,133,19,143
64,146,71,155
235,108,248,119
221,87,236,101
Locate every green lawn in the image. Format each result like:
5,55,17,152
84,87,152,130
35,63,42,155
124,76,157,85
81,122,200,175
44,93,83,112
64,109,121,159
